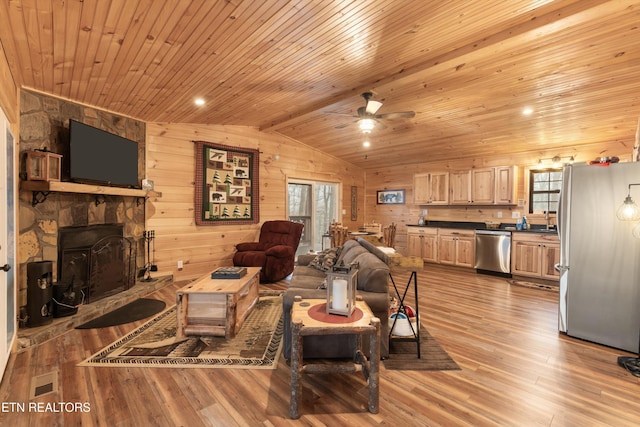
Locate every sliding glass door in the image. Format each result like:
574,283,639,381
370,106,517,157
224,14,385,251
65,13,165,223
288,179,339,256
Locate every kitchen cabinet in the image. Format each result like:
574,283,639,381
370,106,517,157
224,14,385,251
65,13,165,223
414,166,517,206
495,166,518,205
511,232,560,280
450,167,514,205
407,227,438,263
471,168,495,204
450,169,494,204
437,229,475,268
414,172,449,205
449,170,471,204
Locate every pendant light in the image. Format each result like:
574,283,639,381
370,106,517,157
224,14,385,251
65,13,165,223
616,184,640,221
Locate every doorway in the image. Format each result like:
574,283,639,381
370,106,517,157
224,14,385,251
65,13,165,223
0,107,16,382
288,179,340,257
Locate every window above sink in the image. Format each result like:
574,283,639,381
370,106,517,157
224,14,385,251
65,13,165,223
529,168,562,214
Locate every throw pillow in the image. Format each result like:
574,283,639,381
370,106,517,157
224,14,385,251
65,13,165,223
308,247,342,272
308,253,326,271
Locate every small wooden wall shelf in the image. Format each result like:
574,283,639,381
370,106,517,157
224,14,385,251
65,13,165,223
21,180,162,206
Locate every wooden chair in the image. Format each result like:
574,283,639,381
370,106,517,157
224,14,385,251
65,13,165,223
383,223,397,248
329,221,349,247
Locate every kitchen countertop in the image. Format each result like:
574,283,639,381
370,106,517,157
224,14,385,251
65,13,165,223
407,221,558,234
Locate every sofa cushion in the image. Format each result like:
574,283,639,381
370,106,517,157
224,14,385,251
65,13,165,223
351,252,389,293
338,244,369,264
336,239,360,261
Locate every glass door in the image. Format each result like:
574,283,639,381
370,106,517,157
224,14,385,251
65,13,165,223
0,107,16,382
288,179,339,256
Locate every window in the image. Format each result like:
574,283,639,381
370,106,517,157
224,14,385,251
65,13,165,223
288,179,339,256
529,168,562,214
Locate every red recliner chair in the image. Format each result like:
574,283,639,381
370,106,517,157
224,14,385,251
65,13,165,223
233,220,304,283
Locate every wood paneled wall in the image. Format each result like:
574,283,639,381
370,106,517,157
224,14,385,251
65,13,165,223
0,42,18,125
146,123,365,281
366,141,636,255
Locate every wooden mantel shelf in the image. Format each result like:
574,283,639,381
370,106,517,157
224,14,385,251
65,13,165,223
20,180,162,205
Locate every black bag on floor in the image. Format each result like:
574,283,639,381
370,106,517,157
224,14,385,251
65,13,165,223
52,282,82,318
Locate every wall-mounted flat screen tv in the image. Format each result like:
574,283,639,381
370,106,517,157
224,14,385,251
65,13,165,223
69,119,139,188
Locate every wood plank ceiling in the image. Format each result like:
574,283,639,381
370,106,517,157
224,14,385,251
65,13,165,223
1,0,639,169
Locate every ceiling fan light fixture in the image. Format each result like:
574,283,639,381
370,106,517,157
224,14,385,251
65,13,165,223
365,100,383,115
358,118,376,133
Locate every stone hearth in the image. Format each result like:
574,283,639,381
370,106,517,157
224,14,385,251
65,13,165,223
17,275,174,350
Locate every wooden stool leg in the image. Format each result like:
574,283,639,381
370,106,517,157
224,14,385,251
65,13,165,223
289,319,303,419
369,317,380,414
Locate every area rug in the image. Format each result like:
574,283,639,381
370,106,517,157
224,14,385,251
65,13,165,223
383,327,460,371
76,298,167,329
79,295,283,369
508,279,558,292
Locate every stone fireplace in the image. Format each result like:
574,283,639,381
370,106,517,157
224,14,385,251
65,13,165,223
18,89,146,310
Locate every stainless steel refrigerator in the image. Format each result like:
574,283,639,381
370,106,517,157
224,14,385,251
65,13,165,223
558,162,640,353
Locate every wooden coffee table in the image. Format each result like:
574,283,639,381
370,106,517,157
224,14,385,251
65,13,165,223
175,267,260,339
289,296,380,419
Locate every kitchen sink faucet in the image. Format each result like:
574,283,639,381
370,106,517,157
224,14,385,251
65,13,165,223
545,210,551,230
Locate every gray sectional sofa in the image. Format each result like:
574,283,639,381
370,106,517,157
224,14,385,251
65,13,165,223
282,238,391,359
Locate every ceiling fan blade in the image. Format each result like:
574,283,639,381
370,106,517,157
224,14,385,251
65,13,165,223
334,123,351,129
323,111,354,116
375,111,416,120
374,119,387,130
366,100,383,115
357,106,367,118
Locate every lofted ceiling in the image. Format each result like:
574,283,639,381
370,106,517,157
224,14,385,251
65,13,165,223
2,0,640,169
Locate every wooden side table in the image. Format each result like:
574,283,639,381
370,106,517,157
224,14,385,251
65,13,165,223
289,297,380,419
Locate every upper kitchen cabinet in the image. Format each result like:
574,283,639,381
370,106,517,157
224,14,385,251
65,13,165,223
450,170,472,204
471,168,495,204
414,172,449,205
415,166,517,206
495,166,518,205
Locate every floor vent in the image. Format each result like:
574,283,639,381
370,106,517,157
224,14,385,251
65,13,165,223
29,371,58,399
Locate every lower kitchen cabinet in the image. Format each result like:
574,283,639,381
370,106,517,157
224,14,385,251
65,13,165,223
511,233,560,280
407,227,438,263
437,229,475,268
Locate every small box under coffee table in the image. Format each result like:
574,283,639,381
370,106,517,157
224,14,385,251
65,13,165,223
176,266,260,339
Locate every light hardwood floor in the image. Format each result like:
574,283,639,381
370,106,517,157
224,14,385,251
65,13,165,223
1,265,639,426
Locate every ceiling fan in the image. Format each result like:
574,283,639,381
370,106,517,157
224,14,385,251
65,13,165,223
355,92,416,133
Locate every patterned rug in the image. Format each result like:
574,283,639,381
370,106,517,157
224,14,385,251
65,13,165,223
79,295,283,369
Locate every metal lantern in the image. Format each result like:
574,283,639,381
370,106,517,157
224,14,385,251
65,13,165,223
326,262,358,316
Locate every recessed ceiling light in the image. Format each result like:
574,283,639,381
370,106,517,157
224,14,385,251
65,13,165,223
522,107,533,115
194,98,205,106
363,139,371,148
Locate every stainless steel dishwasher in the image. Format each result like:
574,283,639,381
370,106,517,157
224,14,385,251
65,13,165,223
474,229,512,276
